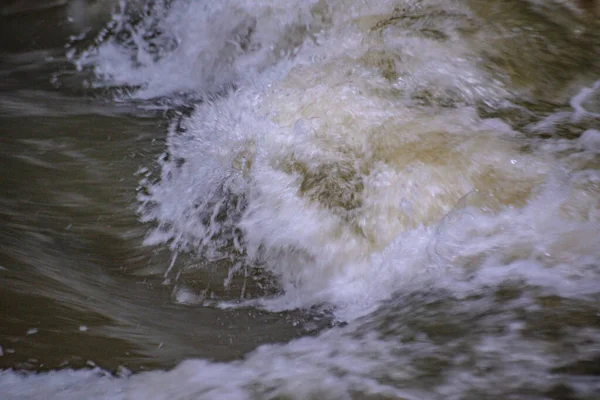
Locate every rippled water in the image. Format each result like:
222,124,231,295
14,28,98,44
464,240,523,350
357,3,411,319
1,0,599,399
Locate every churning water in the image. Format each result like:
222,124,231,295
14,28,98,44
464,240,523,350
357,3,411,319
1,0,599,398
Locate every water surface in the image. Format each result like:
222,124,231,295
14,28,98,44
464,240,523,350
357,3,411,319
1,0,599,399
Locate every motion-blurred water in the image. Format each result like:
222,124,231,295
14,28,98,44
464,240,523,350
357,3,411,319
1,1,599,399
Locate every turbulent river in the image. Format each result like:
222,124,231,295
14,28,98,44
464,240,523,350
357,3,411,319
1,0,599,399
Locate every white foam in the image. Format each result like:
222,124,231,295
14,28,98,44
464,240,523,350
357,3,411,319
571,80,600,121
73,0,329,99
577,129,600,151
136,0,568,319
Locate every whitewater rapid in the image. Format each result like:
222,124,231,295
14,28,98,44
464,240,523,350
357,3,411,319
2,0,599,398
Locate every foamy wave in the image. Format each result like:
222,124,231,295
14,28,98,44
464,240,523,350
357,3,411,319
133,0,599,319
62,0,600,319
71,0,330,99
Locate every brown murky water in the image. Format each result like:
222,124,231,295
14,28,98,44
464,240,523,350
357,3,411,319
0,2,326,374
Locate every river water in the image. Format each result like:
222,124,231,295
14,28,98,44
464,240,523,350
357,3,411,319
1,0,599,399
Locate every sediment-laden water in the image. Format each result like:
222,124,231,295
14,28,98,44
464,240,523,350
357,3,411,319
1,0,599,399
